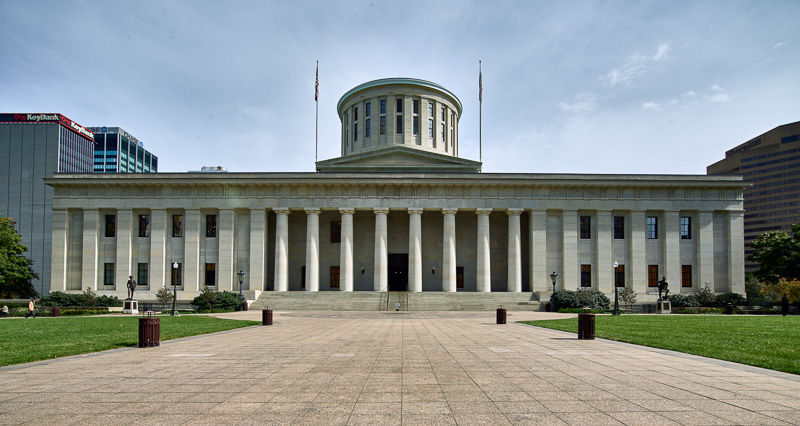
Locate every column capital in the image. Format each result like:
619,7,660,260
506,208,524,216
274,207,291,215
339,207,355,215
304,208,321,215
373,208,390,215
476,208,492,216
442,209,458,215
408,208,424,215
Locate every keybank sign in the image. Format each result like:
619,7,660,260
0,113,94,140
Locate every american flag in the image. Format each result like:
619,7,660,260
315,62,319,101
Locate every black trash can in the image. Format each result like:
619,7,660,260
496,305,507,324
242,301,248,311
577,310,595,340
725,303,734,315
544,302,551,312
139,312,160,347
262,308,273,326
52,306,60,317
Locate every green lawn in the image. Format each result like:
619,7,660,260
520,315,800,375
0,316,260,367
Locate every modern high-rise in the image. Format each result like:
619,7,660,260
0,113,96,295
707,120,800,272
88,127,158,173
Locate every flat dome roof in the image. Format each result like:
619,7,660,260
337,78,463,116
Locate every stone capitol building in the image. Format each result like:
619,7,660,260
46,78,747,308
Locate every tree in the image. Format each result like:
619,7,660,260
620,287,637,311
0,217,39,299
156,286,174,304
749,224,800,284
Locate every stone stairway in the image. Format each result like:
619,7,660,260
249,291,541,311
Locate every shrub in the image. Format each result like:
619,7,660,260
550,289,609,310
156,286,174,304
191,286,217,311
667,293,700,308
695,284,717,306
81,287,98,306
619,287,637,310
714,292,747,307
190,287,244,312
38,290,122,307
550,290,578,311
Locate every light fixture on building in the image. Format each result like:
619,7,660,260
550,271,558,293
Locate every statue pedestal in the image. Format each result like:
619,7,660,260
656,299,671,314
123,300,139,314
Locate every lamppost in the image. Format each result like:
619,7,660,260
171,262,179,317
612,261,620,316
237,270,246,298
550,271,558,293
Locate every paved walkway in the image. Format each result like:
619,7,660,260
1,311,799,425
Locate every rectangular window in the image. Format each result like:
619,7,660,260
396,115,403,134
137,263,148,286
396,98,403,113
105,215,116,237
413,99,419,114
104,263,114,286
206,215,217,237
365,102,370,117
580,216,591,239
441,107,445,121
138,215,150,237
440,123,445,140
380,116,386,135
456,266,464,289
205,263,216,286
680,217,692,239
380,99,386,114
354,123,358,141
428,101,434,117
428,119,434,138
331,221,341,243
172,263,182,286
413,116,419,135
353,106,358,122
172,215,183,237
365,119,370,138
615,264,625,288
613,216,624,239
580,264,591,287
646,216,658,239
648,265,659,287
682,265,692,288
330,266,340,288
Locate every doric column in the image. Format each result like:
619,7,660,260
629,211,646,294
697,211,715,290
115,209,133,291
476,208,492,292
442,209,457,292
728,210,745,293
149,209,167,289
529,210,547,292
183,209,201,291
274,208,290,292
339,208,354,292
81,209,99,291
374,208,389,292
218,209,235,292
507,209,523,292
562,210,578,291
249,209,267,291
664,211,681,292
305,208,320,292
51,208,69,292
408,208,423,292
596,210,612,293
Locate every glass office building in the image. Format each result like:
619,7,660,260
88,127,158,173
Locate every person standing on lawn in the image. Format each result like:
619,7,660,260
782,293,790,316
24,299,36,318
1,305,8,317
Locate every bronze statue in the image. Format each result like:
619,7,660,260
127,276,137,299
657,276,669,300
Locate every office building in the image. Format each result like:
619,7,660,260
88,127,158,173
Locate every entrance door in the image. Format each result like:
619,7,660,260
388,254,408,291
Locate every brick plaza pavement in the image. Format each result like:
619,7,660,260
1,310,799,425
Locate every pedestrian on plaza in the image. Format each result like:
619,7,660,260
24,299,36,318
0,305,8,317
782,293,790,316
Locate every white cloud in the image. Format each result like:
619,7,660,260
556,92,599,114
705,85,729,102
600,43,671,87
682,91,698,98
772,42,786,50
642,99,677,111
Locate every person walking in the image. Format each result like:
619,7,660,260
24,299,36,318
782,293,790,316
1,305,8,317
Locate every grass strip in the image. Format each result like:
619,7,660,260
520,315,800,375
0,316,260,367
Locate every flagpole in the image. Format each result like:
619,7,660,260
315,61,319,167
479,60,482,167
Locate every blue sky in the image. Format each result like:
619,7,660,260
1,0,797,174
